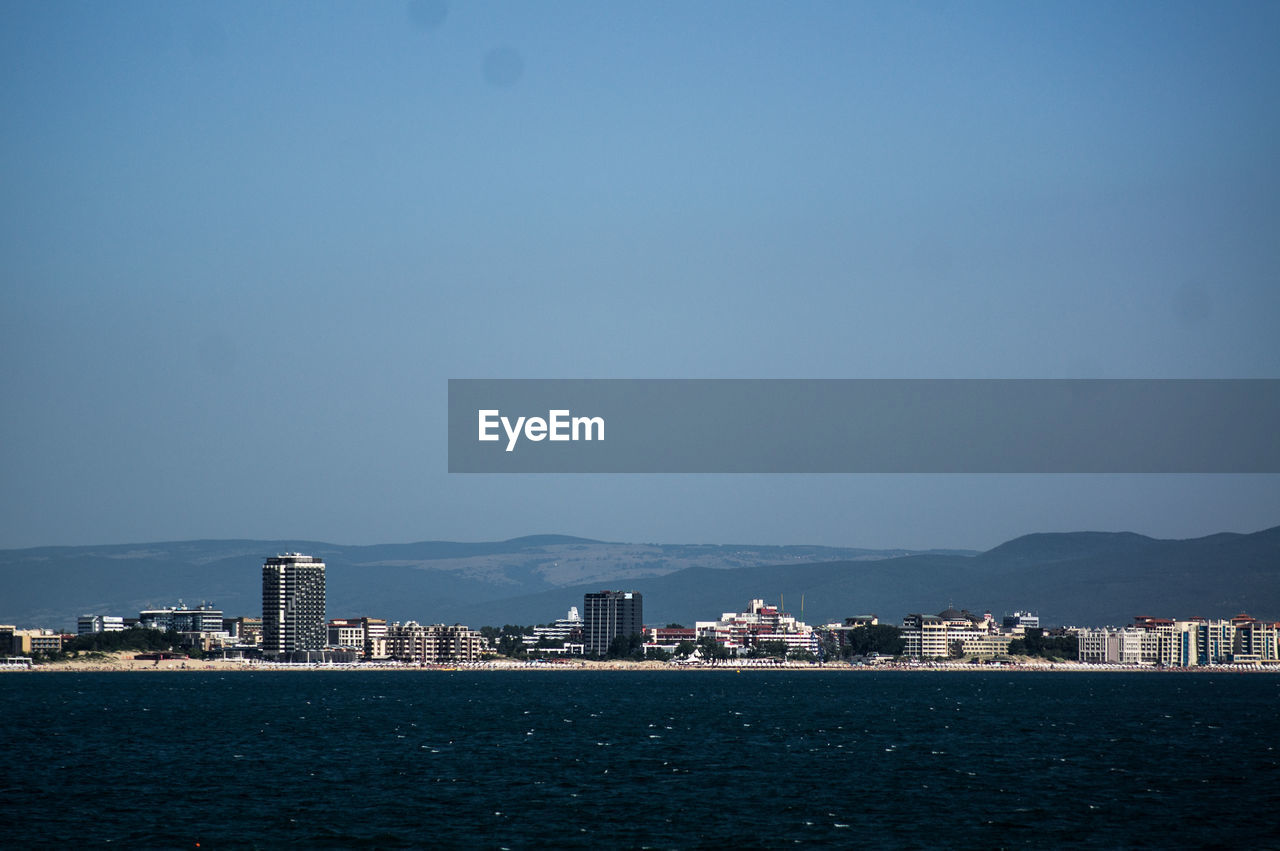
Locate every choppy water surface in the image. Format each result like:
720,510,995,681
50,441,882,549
2,670,1277,848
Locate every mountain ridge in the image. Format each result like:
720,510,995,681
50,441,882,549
1,526,1275,630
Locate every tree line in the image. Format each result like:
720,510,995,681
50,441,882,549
1007,628,1077,660
32,627,193,662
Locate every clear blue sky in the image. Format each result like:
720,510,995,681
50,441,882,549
3,1,1278,550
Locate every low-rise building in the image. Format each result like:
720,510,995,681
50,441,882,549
326,617,388,658
1229,614,1280,664
227,617,263,646
644,626,696,652
1077,628,1120,663
695,599,818,656
328,618,366,648
77,615,124,635
385,622,487,664
902,607,1003,659
901,614,948,659
1,626,65,656
1002,611,1040,634
139,602,224,634
523,607,585,655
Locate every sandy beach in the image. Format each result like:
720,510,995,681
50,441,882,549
5,651,1276,674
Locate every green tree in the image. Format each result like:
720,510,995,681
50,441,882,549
62,627,182,656
1008,628,1078,660
750,639,789,659
697,635,729,662
842,625,905,658
674,640,696,659
606,632,645,660
481,624,535,657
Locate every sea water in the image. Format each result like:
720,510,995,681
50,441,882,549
2,670,1277,848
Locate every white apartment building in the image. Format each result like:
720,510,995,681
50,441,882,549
696,599,818,655
77,615,125,635
1078,614,1280,666
902,607,1008,659
1077,628,1120,663
139,603,224,634
328,618,366,648
522,607,585,654
385,622,487,664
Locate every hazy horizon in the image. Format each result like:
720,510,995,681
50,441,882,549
4,515,1278,556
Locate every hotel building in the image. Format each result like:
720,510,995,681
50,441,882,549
77,615,125,635
583,591,643,656
1077,614,1280,666
901,607,1010,659
695,599,819,655
384,622,486,664
262,553,326,659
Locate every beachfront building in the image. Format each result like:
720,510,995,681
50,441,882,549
1077,628,1120,663
1002,611,1040,634
822,615,881,635
522,607,585,655
644,626,696,655
135,602,230,652
1077,614,1280,666
901,607,1007,660
327,617,389,659
328,618,365,651
1202,618,1234,663
385,622,487,664
1226,614,1280,664
1120,625,1160,664
1,626,64,656
362,617,388,659
262,553,327,660
901,614,947,658
139,602,225,634
77,615,125,635
385,622,425,662
225,616,263,647
583,591,643,657
695,599,819,656
1130,616,1176,664
1076,625,1159,664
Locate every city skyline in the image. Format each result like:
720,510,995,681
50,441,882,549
13,589,1278,668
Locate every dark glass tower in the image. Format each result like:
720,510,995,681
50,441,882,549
583,590,643,656
262,553,326,659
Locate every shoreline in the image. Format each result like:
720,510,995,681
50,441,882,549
5,651,1279,674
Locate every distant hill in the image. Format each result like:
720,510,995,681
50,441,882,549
0,537,948,630
442,526,1280,627
2,527,1275,630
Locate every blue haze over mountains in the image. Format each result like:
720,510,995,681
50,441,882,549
3,527,1277,630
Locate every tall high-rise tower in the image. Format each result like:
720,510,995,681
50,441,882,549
583,590,643,656
262,553,326,659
